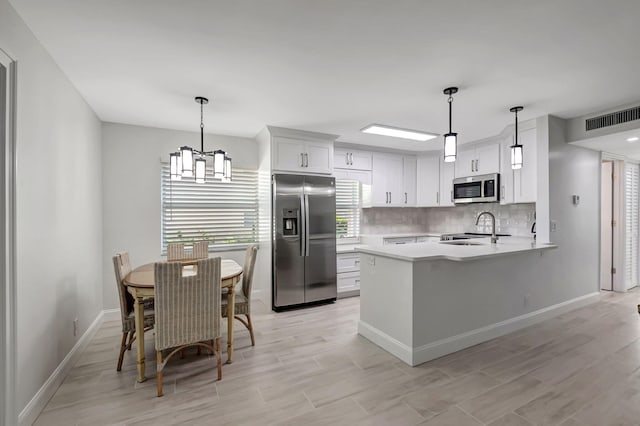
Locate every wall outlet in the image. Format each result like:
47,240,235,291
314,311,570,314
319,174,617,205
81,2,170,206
550,220,557,232
73,318,78,337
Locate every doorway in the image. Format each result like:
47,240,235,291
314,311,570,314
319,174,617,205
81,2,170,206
600,159,626,292
0,47,16,426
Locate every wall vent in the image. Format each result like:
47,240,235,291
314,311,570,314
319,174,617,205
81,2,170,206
586,106,640,131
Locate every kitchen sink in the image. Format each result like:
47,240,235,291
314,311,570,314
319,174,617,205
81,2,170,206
439,240,485,246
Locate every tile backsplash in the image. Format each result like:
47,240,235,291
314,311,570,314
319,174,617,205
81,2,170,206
362,203,536,237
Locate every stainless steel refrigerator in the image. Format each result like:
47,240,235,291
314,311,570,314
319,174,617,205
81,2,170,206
272,174,337,310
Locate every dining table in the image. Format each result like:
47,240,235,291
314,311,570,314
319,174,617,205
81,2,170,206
124,258,243,383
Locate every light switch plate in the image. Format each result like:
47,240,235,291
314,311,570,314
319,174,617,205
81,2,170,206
550,220,557,232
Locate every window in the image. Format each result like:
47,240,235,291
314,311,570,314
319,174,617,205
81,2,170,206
625,162,639,289
335,179,361,240
161,164,258,252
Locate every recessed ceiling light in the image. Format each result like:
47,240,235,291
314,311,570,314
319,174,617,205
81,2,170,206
627,136,639,142
361,124,438,141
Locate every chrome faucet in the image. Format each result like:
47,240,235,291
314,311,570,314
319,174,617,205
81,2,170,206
476,211,498,244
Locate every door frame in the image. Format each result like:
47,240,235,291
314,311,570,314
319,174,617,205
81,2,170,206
601,154,626,292
0,47,17,426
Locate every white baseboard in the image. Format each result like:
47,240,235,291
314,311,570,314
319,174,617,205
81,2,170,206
19,310,106,426
358,321,413,365
359,292,600,367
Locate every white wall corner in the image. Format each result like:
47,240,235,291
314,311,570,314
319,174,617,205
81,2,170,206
18,310,106,426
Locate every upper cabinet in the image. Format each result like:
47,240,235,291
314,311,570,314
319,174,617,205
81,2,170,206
416,153,456,207
455,143,500,177
372,153,405,206
272,137,333,174
334,148,372,170
267,126,337,175
403,156,417,206
417,155,439,207
500,124,537,204
371,154,416,207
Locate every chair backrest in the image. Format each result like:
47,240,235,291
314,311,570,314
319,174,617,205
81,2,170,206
113,252,135,325
191,240,209,260
242,244,258,301
167,243,185,261
154,257,221,351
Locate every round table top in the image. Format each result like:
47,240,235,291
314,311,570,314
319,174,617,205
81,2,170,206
124,258,243,289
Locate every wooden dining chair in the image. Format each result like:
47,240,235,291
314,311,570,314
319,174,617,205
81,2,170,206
222,244,258,346
112,252,155,371
154,257,223,397
167,243,185,261
192,240,209,259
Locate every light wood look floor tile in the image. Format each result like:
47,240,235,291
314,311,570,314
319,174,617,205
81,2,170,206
34,290,640,426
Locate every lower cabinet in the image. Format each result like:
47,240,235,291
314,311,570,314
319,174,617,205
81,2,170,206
337,252,361,298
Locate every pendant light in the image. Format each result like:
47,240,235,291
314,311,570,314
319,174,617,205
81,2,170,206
169,97,232,183
510,106,524,170
443,87,458,163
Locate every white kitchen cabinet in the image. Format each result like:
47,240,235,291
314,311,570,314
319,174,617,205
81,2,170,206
402,156,417,206
372,153,404,206
455,143,500,177
500,134,515,204
440,154,456,206
337,253,361,298
500,126,537,204
334,148,372,170
417,155,440,207
513,127,537,203
272,136,333,174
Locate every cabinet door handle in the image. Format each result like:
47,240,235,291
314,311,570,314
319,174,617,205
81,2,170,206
475,159,479,172
405,192,407,204
389,192,392,204
300,153,304,167
304,153,309,167
349,152,353,165
345,153,349,165
437,191,440,204
471,159,474,172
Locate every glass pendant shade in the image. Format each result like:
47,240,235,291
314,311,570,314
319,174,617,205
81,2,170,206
170,152,181,180
213,150,226,179
511,144,523,170
195,157,206,183
180,146,194,177
223,156,232,182
444,133,457,163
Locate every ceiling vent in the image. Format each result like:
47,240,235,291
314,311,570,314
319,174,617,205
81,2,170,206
586,105,640,131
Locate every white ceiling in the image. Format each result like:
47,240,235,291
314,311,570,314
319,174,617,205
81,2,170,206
572,129,640,161
8,0,640,151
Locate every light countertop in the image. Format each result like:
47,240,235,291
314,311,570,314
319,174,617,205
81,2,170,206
356,237,557,262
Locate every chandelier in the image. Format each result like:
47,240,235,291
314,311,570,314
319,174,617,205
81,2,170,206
169,96,231,183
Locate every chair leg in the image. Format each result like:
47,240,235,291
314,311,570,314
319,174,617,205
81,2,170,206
216,337,222,380
126,331,134,350
157,351,164,397
117,332,127,371
246,314,255,346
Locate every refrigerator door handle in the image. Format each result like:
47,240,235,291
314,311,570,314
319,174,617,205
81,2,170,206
303,193,310,256
299,194,306,257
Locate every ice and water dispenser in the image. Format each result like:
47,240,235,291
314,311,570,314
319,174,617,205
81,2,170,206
282,209,299,236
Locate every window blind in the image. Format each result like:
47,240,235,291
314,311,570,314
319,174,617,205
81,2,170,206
336,179,361,239
624,162,639,289
161,164,259,252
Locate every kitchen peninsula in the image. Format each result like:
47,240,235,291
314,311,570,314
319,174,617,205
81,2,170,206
357,238,565,366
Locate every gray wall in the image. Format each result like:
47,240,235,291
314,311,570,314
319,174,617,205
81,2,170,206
545,115,601,299
1,0,103,414
101,122,261,309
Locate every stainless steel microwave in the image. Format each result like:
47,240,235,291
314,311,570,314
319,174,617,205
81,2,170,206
452,173,500,203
